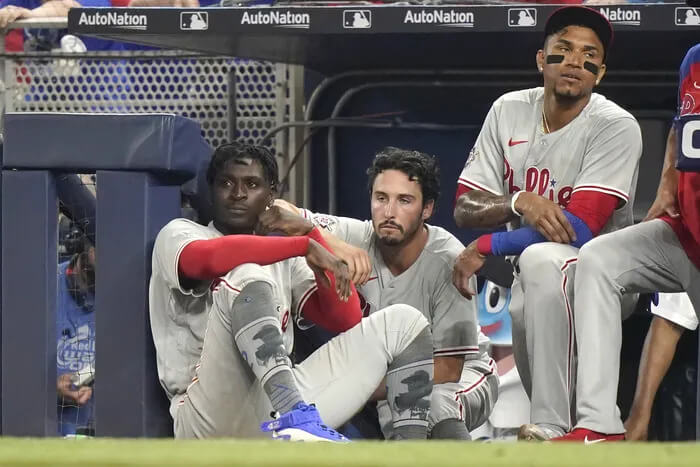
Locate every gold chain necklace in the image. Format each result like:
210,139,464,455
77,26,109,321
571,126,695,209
542,108,551,134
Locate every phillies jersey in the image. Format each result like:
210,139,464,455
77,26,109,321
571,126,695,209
149,219,315,418
663,43,700,270
457,88,643,234
300,210,482,359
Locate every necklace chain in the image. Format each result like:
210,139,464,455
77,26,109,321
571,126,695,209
542,108,550,134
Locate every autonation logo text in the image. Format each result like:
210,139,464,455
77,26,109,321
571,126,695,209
404,9,474,27
77,11,147,30
241,10,310,28
598,7,641,26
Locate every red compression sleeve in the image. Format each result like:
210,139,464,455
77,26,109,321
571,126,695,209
299,228,362,333
178,235,310,280
566,191,620,236
477,234,493,256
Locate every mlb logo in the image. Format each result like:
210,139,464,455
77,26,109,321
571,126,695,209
181,11,208,31
343,10,371,29
675,7,700,26
676,115,700,171
508,8,536,27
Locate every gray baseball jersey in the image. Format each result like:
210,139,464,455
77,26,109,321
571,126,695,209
300,211,480,359
457,87,643,234
149,218,315,418
300,211,499,433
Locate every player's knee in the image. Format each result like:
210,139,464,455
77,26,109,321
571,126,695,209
375,305,432,369
577,238,613,278
380,303,430,333
229,280,277,331
519,243,560,277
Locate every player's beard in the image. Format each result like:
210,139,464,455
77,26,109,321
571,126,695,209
553,83,590,103
375,216,423,247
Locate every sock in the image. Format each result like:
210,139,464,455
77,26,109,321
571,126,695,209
431,418,471,440
386,326,433,440
263,370,303,414
231,281,304,414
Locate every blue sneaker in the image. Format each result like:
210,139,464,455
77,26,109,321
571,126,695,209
260,403,350,442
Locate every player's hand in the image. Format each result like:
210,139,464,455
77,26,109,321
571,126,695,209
305,238,352,301
623,413,649,441
643,187,679,221
516,192,576,244
321,235,372,286
452,241,485,300
272,198,301,215
256,204,314,237
57,374,92,406
0,5,30,29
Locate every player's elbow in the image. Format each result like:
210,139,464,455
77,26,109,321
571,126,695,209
453,196,473,229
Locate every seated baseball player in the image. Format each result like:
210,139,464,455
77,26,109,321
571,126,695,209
260,147,498,440
452,6,643,441
552,44,700,441
149,142,434,440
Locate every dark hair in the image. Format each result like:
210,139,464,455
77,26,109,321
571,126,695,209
367,147,440,206
206,142,279,190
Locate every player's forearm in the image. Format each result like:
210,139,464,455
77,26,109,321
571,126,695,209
628,316,683,418
453,191,516,229
656,126,679,196
29,0,78,18
301,229,361,333
434,356,464,384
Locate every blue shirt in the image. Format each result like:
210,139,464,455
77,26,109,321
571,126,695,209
56,260,95,436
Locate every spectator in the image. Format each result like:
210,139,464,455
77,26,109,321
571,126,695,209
56,233,95,436
0,0,126,52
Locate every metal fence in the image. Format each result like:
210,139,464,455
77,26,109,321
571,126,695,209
1,18,291,152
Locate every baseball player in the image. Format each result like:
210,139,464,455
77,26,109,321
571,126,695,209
263,147,498,440
552,43,700,441
149,142,434,440
452,6,643,440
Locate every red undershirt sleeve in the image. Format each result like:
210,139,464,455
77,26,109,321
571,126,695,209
298,228,362,333
178,235,310,280
565,190,619,236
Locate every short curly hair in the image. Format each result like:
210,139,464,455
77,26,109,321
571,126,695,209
206,142,279,190
366,147,440,206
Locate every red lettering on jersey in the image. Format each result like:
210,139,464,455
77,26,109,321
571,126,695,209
504,159,521,193
281,309,290,333
518,167,573,207
503,159,512,180
538,169,550,196
558,186,573,207
680,62,700,116
525,167,538,192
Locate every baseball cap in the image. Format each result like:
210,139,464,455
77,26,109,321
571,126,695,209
544,6,614,60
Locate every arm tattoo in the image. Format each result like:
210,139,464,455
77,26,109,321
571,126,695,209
453,190,516,229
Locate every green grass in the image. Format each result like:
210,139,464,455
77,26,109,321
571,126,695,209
0,439,700,467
